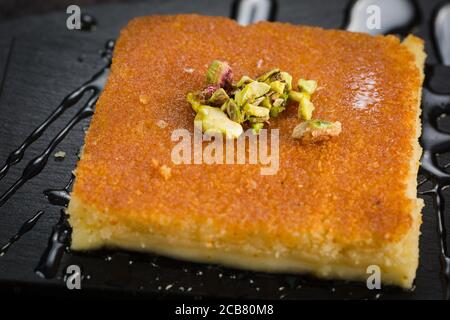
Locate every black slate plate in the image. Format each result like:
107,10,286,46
0,0,449,299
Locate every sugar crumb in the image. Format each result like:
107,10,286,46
159,165,172,180
139,95,150,104
54,151,66,160
151,158,159,167
256,59,263,68
156,119,168,128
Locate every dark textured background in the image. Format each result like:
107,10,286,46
0,0,449,299
0,0,131,20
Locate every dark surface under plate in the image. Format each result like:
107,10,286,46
0,0,450,299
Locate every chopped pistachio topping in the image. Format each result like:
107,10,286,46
186,92,202,113
288,91,306,103
261,97,273,109
270,81,286,94
195,106,243,139
223,99,244,123
208,88,229,107
244,103,270,119
206,60,233,88
251,123,264,134
236,75,254,88
256,69,280,82
310,120,334,128
269,105,285,118
186,60,339,140
272,98,285,108
253,96,265,106
202,84,220,100
292,120,342,143
298,95,315,121
235,81,271,106
298,79,318,95
279,72,293,90
288,83,315,120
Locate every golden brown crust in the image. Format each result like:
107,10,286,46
68,15,425,287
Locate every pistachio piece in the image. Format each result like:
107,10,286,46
288,91,308,102
244,103,271,119
270,80,286,94
253,96,266,106
235,81,271,106
292,120,342,143
195,105,243,139
261,97,273,109
298,95,315,120
288,91,314,120
310,120,337,129
279,72,293,90
269,105,285,117
248,115,270,123
186,92,202,112
251,123,264,134
298,79,318,95
223,99,245,123
206,60,233,88
270,92,280,100
257,69,280,82
208,88,230,107
236,75,254,88
202,84,220,100
273,98,285,108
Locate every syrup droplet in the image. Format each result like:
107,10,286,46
44,174,74,207
80,14,97,32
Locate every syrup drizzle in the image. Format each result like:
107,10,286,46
0,40,113,208
419,84,450,299
0,210,44,256
35,210,71,279
33,42,113,279
0,40,113,279
32,175,75,277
